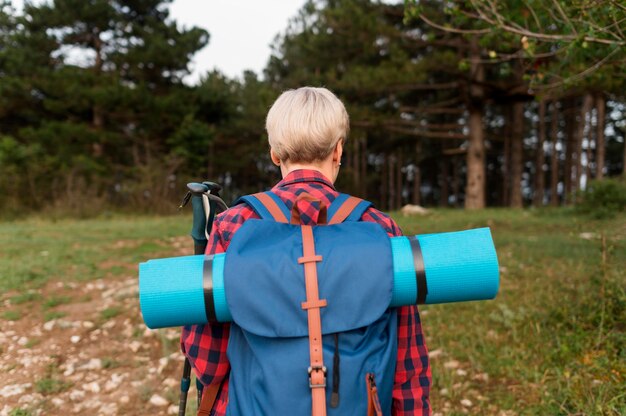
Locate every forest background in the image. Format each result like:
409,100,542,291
1,0,625,216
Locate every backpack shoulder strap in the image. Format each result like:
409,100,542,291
234,191,289,223
197,381,222,416
327,193,372,224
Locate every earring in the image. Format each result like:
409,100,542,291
338,162,342,166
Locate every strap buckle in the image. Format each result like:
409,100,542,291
308,365,327,388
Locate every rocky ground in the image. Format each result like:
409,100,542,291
0,275,512,416
1,265,188,415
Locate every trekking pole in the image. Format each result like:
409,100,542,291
177,181,227,416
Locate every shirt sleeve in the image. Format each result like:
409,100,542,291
180,218,231,387
364,208,431,415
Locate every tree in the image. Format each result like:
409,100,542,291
0,0,209,212
267,0,471,209
405,0,626,207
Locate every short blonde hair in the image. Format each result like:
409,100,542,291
266,87,349,163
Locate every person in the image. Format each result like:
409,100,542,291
181,86,431,415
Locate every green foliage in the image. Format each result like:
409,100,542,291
35,361,72,395
43,311,67,322
8,409,33,416
576,178,626,218
102,357,122,369
35,377,71,395
406,0,626,91
1,0,625,214
0,0,209,213
100,306,122,320
10,291,42,304
42,295,72,309
3,310,21,321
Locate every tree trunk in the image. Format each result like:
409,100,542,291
381,155,388,211
573,94,593,197
464,37,486,210
533,99,546,207
360,136,368,198
452,157,461,207
501,106,511,206
352,134,360,195
413,166,421,206
510,101,524,208
563,101,575,204
440,157,449,207
388,154,395,210
550,102,560,207
395,152,403,209
412,141,421,205
92,28,104,157
208,141,215,179
595,94,606,180
623,134,626,178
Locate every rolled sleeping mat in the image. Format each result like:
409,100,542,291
139,227,499,329
389,227,499,307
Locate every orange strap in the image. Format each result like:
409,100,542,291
253,192,288,223
197,382,222,416
299,225,327,416
366,374,383,416
328,196,363,224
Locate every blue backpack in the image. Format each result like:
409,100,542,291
223,191,397,416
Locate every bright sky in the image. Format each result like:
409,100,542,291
11,0,307,83
169,0,306,82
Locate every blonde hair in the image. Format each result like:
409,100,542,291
266,87,349,163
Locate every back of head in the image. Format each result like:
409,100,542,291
266,87,349,163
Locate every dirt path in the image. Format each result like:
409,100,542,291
1,274,186,415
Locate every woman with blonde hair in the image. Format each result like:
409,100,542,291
182,86,431,415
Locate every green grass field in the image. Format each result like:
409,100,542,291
1,208,624,415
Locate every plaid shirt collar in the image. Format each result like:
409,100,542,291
274,169,336,191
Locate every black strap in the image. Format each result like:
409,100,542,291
203,255,217,322
409,237,428,304
330,333,340,408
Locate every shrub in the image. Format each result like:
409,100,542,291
576,178,626,218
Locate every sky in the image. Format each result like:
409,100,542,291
168,0,306,82
11,0,307,83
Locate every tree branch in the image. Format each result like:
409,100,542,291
464,1,625,46
533,47,622,91
399,107,465,115
385,125,466,140
418,13,491,35
388,81,459,91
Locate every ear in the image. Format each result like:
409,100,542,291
270,149,281,166
333,140,343,164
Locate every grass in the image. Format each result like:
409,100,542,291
9,409,33,416
102,357,122,369
42,295,72,309
100,306,122,320
3,310,21,321
396,208,625,415
43,311,67,322
0,209,623,415
35,377,71,395
0,215,189,292
35,362,71,395
10,291,42,304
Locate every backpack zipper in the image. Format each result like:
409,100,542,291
366,373,383,416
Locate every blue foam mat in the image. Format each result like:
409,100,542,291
418,227,499,304
139,255,207,329
139,228,499,328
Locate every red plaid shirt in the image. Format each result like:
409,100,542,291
181,169,431,415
